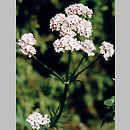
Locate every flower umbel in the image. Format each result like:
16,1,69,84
59,14,93,38
99,41,114,60
53,35,81,53
17,33,36,58
26,112,51,130
81,40,96,56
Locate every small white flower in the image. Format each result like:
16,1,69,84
17,33,36,58
99,41,114,60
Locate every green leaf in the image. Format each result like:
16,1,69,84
113,115,115,121
51,107,56,116
101,6,108,11
55,104,61,115
17,0,23,4
55,124,66,129
57,121,71,124
54,126,59,130
48,106,53,118
112,106,115,112
50,74,58,79
48,106,57,119
111,96,115,103
104,99,114,106
59,117,72,121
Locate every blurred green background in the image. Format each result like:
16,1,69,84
16,0,115,129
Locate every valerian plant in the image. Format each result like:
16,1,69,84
17,3,114,130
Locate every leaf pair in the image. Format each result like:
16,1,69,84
48,105,72,129
48,105,61,118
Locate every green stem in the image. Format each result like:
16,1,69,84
71,54,86,78
50,51,71,128
33,55,65,82
70,55,102,82
66,51,71,82
50,84,69,128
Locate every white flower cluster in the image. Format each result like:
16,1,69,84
59,14,92,38
17,33,36,58
81,40,96,56
77,19,92,38
50,13,66,32
53,35,81,53
50,3,95,56
26,112,51,130
99,41,114,60
65,3,93,18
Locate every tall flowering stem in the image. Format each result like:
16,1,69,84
33,55,65,83
50,51,71,128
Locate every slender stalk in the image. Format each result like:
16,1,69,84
70,55,102,82
33,55,65,82
50,51,71,128
66,51,71,82
71,54,86,78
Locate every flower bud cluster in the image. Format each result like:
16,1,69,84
17,33,36,58
26,112,51,130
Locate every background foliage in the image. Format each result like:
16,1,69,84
16,0,115,129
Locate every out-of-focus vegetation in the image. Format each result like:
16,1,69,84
16,0,115,129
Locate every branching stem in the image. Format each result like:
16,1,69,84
33,55,65,82
71,53,86,78
70,55,102,82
